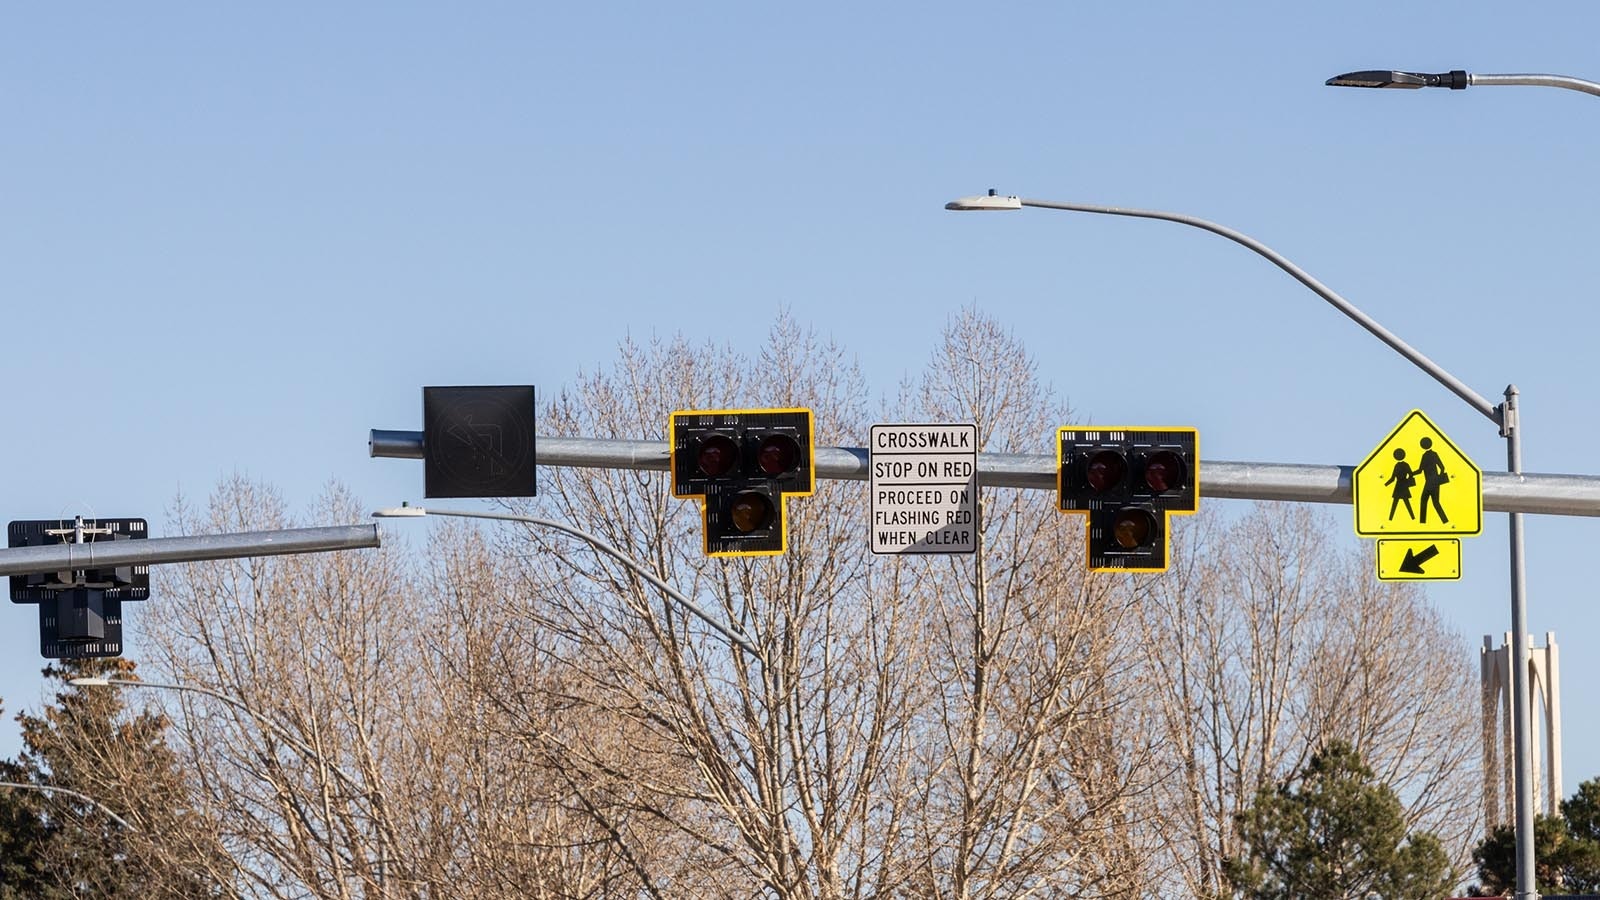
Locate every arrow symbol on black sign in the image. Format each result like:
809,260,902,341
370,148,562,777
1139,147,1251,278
1399,544,1441,574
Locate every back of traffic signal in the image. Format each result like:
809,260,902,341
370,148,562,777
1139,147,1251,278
9,517,150,660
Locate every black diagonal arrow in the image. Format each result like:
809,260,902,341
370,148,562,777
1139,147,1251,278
1399,543,1441,575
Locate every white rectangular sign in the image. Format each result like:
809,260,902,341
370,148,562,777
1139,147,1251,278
870,423,978,555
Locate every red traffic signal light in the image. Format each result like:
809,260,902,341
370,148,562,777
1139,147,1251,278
695,433,740,477
671,409,814,557
1142,450,1188,494
1085,449,1129,494
1057,427,1199,572
757,434,801,475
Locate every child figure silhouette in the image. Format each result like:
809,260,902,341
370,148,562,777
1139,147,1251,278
1384,448,1416,521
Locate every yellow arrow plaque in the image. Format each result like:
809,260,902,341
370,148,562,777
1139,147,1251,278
1376,538,1462,581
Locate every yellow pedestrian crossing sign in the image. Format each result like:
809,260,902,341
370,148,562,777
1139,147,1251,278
1353,410,1481,538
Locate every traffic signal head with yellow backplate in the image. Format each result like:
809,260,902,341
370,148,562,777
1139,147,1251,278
1057,427,1198,572
671,408,814,557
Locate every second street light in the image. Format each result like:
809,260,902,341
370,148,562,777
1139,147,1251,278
1323,66,1599,900
1327,67,1600,99
946,189,1533,896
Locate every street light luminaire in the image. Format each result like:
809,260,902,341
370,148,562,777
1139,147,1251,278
1328,68,1600,99
944,190,1022,211
372,505,426,518
1326,69,1468,90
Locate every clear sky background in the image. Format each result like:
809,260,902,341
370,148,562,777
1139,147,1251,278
4,4,1598,797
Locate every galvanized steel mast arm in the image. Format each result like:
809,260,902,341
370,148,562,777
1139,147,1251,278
0,524,381,578
371,433,1600,518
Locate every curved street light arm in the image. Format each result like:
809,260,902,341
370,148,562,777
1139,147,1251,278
74,678,367,793
385,507,761,659
1470,72,1600,97
1014,197,1504,426
0,780,136,831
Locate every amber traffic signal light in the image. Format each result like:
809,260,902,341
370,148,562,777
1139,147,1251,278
670,408,814,557
1057,427,1198,572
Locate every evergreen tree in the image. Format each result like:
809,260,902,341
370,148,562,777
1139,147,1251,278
0,698,56,900
1225,740,1455,900
1471,777,1600,895
1469,815,1573,896
2,658,233,898
1560,779,1600,893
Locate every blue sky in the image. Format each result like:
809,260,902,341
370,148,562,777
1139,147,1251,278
5,3,1600,797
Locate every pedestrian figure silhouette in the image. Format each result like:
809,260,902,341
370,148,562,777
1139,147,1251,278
1384,448,1416,521
1417,437,1450,524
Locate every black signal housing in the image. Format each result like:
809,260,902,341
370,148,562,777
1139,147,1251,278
671,409,814,557
1057,427,1199,572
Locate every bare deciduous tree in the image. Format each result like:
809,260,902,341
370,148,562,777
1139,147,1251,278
111,310,1478,900
149,480,429,898
11,657,237,899
1137,503,1481,897
486,311,1159,899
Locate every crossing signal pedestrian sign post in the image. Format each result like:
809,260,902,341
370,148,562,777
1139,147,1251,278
1353,409,1481,581
671,408,814,557
1057,427,1198,573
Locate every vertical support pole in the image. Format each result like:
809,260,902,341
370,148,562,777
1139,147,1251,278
1530,634,1544,816
1504,386,1537,900
1547,633,1563,816
1503,632,1516,827
1483,635,1502,826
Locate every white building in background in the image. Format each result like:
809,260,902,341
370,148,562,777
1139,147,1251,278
1482,632,1563,826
